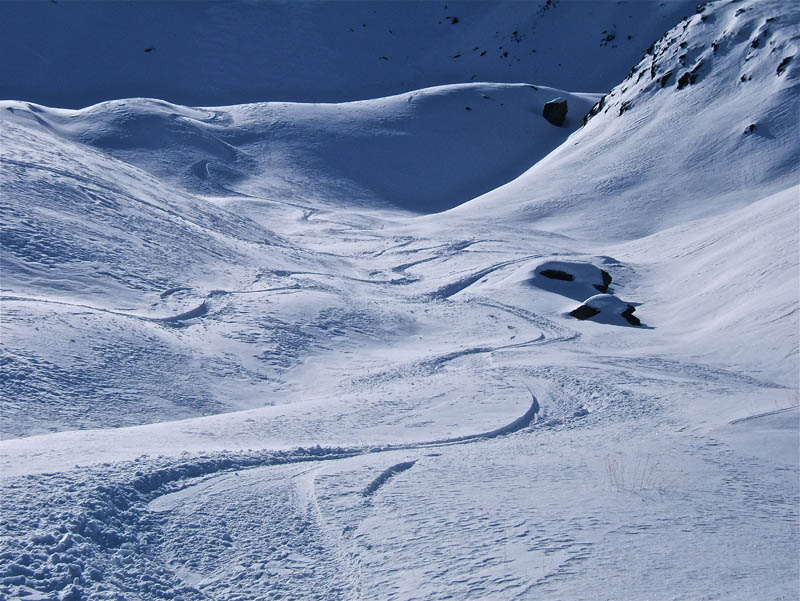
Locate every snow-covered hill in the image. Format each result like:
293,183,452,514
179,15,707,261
1,1,798,600
2,83,598,214
447,0,800,236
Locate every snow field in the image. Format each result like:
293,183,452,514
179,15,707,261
1,0,798,599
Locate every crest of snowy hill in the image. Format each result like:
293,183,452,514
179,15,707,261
2,83,597,215
0,0,694,108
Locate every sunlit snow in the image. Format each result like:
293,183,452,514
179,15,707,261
1,1,798,600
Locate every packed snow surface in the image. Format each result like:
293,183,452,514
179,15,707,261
1,1,798,600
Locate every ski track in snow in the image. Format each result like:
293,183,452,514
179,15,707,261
0,389,545,600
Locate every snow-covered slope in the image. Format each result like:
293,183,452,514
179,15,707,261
447,0,800,237
439,0,800,385
1,81,598,436
1,1,798,601
3,83,597,213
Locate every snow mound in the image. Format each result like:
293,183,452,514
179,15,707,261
570,294,641,326
529,260,612,300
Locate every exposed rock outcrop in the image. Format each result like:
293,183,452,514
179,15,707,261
529,260,613,300
543,98,568,126
569,294,642,326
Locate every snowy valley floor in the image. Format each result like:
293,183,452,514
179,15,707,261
1,190,798,600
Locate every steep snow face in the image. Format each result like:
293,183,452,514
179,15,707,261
0,0,695,108
450,0,800,238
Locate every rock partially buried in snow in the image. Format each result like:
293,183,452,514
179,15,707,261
542,97,568,126
570,294,641,326
530,260,612,301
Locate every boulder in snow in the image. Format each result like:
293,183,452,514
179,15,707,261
569,294,641,326
530,260,612,300
542,98,568,126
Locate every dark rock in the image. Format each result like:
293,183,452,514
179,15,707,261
744,123,756,135
570,305,601,320
660,71,673,87
543,98,568,126
621,306,641,326
583,96,604,125
777,55,794,75
677,61,703,89
569,294,641,326
540,269,574,282
594,270,612,293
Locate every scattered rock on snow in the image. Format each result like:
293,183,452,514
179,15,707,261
530,260,613,300
542,97,568,126
583,95,605,125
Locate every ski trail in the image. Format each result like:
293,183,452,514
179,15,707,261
362,461,417,497
728,405,799,425
421,255,541,300
1,294,209,327
0,385,545,598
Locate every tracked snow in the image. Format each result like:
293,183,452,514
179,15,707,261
1,1,798,600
